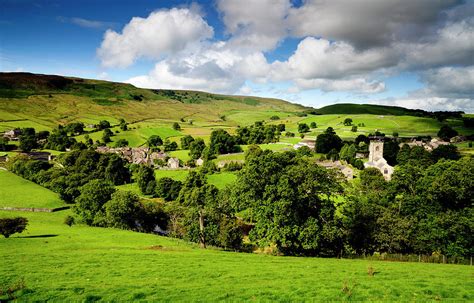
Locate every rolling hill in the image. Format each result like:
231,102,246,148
316,103,430,116
0,72,306,131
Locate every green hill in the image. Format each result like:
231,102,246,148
0,72,306,130
317,103,428,116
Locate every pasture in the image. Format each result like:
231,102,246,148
0,170,64,209
0,209,472,301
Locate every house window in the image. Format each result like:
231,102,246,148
375,146,380,152
384,168,388,174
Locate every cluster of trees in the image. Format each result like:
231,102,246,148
147,135,177,152
344,158,472,258
8,149,130,203
73,180,167,232
235,122,281,145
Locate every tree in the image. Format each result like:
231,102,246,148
270,115,280,120
105,154,130,185
0,137,9,151
189,138,206,160
310,122,317,128
383,140,400,166
437,125,458,141
103,191,141,230
114,139,129,147
351,125,358,132
180,135,195,149
177,171,219,248
155,177,183,201
0,217,28,238
164,139,178,152
119,118,128,131
298,123,310,133
277,124,286,132
102,130,112,143
97,120,111,130
147,135,163,149
73,180,116,225
315,127,343,154
137,165,156,195
209,129,238,155
172,122,181,130
431,144,460,162
343,118,353,126
19,128,37,152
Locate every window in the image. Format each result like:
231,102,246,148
375,146,380,152
384,168,388,174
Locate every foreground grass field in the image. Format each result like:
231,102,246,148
0,209,472,301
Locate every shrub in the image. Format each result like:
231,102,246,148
64,215,75,227
172,122,181,130
0,217,28,238
270,115,280,120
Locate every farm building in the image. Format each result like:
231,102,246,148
96,146,167,166
293,139,316,150
3,129,21,141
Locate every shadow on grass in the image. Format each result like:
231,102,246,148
18,234,58,239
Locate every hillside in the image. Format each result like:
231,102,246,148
0,72,306,131
316,103,430,116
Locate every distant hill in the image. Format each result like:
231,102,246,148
317,103,428,116
0,72,307,130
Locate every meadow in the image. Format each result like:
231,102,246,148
0,170,64,209
1,209,472,302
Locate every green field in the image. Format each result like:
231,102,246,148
0,209,472,301
0,170,64,209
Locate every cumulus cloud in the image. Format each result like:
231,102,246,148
216,0,289,51
401,18,474,69
97,8,213,68
270,37,396,80
97,0,473,111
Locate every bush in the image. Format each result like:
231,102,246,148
270,115,280,120
64,215,75,227
0,217,28,238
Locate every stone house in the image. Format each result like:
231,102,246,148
318,160,354,180
3,129,21,141
96,146,167,166
167,157,180,169
293,139,316,150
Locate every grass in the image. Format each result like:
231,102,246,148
206,172,238,189
0,209,472,301
0,170,64,209
296,114,473,138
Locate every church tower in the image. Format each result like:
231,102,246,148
368,139,384,162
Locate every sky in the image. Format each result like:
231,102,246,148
1,0,473,112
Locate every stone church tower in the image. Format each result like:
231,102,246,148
368,140,384,162
364,137,394,180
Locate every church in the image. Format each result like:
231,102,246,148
364,137,394,180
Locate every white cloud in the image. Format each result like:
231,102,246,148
271,37,396,81
420,66,474,98
287,0,461,49
377,97,474,112
97,8,213,68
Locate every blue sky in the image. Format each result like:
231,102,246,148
1,0,473,112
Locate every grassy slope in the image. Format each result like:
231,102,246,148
0,170,64,209
0,209,472,301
